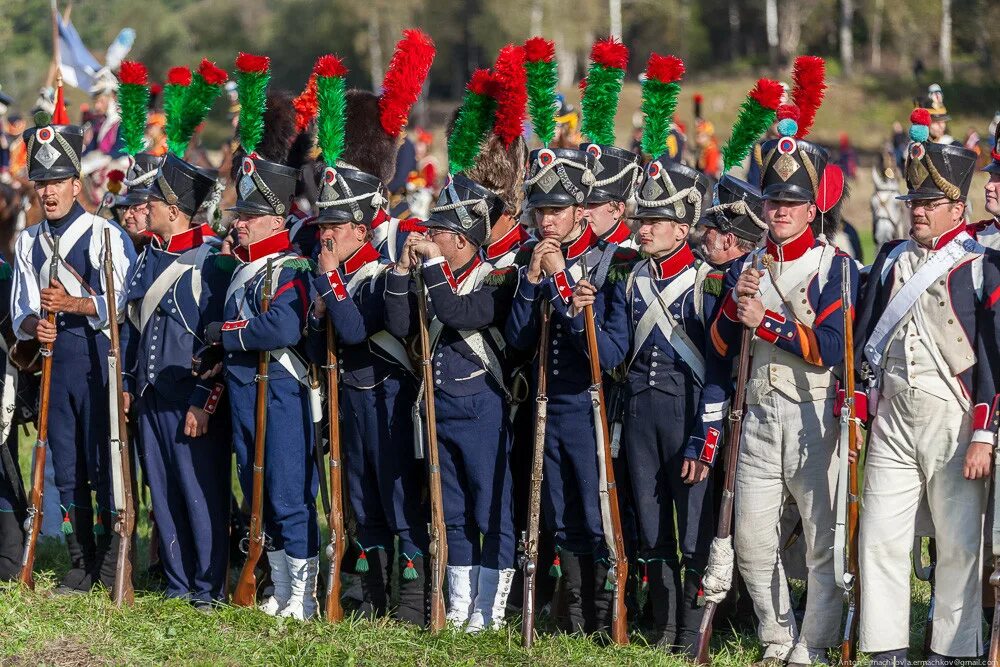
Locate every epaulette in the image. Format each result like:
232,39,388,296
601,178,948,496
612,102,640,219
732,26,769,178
0,262,12,281
283,257,316,273
213,254,239,274
483,266,518,287
703,270,725,297
605,261,632,284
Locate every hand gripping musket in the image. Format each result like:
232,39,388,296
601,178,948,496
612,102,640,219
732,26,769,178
323,319,346,622
104,227,135,606
18,236,60,590
232,257,274,607
580,257,628,645
520,301,551,648
694,254,765,664
414,266,447,632
835,256,861,665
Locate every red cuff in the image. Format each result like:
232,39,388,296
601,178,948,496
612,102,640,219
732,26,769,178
553,270,573,303
972,399,999,431
221,320,248,331
327,271,348,301
442,262,457,293
204,383,224,415
756,309,793,344
700,427,721,465
834,387,868,422
721,292,739,321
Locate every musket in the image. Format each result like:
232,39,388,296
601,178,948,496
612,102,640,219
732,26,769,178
579,259,628,645
232,257,274,607
520,302,551,648
838,256,861,665
104,227,135,606
415,267,447,632
18,236,60,590
695,258,760,664
323,319,346,622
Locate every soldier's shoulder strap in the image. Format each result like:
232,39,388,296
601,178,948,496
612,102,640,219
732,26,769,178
483,265,518,287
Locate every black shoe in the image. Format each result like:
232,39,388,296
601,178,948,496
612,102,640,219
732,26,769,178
191,599,217,614
394,553,428,628
556,551,585,634
676,568,706,657
57,506,96,592
357,546,391,619
590,558,612,636
647,558,681,649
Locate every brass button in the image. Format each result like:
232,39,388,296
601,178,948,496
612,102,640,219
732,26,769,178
958,337,963,342
948,319,954,324
939,301,945,307
939,280,945,286
801,299,808,305
800,288,806,293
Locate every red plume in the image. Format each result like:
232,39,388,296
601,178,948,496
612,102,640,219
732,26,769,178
491,44,528,147
816,164,845,214
467,69,497,97
149,83,163,97
197,59,228,86
910,108,931,126
524,37,555,63
693,93,703,105
235,52,270,74
790,56,826,139
314,54,347,78
379,29,436,138
167,67,192,86
293,73,319,133
777,104,800,122
590,37,628,70
118,61,148,86
645,54,684,83
749,78,784,111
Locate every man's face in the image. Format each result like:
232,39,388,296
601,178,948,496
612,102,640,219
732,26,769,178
984,173,1000,218
534,205,583,243
637,218,688,257
319,222,366,262
34,177,80,220
233,212,282,248
908,197,965,246
929,119,947,140
146,199,182,238
123,202,150,235
700,227,745,266
584,200,624,237
427,227,468,265
762,199,815,243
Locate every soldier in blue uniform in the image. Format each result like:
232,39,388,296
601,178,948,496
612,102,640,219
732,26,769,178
581,143,640,248
121,153,233,609
10,116,136,592
578,158,715,654
306,162,427,627
204,154,319,619
504,147,631,634
386,174,518,632
0,254,27,581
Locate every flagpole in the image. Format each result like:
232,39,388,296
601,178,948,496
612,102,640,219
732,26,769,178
46,0,61,88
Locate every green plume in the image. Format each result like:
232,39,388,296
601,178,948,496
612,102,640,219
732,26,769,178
118,83,149,156
448,69,497,174
316,72,347,166
722,79,783,172
580,64,624,146
167,60,227,157
525,59,557,147
235,61,270,155
641,80,681,157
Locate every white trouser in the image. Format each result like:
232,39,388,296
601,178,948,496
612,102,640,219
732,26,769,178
734,392,841,664
858,385,986,656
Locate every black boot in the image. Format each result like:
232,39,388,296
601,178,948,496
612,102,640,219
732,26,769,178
869,649,909,666
56,505,96,593
676,569,706,657
356,546,391,618
395,553,428,628
557,551,586,634
94,510,123,590
647,558,681,649
590,558,612,636
0,508,24,581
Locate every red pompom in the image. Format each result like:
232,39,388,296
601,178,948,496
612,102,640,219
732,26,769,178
492,44,528,147
749,78,784,111
293,74,319,133
777,104,800,122
910,108,931,126
107,169,125,182
399,219,428,233
197,59,228,86
379,29,437,138
590,37,629,70
149,83,163,96
314,54,347,78
118,61,148,86
467,69,496,97
235,52,270,74
791,55,826,138
816,164,845,214
645,54,684,84
524,37,555,63
167,67,192,86
694,93,703,105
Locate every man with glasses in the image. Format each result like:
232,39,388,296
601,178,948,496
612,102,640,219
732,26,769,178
708,115,859,667
855,109,999,665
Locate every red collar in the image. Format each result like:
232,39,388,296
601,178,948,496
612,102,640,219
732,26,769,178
564,225,597,261
453,256,483,285
199,223,218,239
343,242,381,275
651,243,695,280
163,225,205,253
601,220,632,245
235,229,292,263
486,224,530,260
922,221,967,251
766,227,816,262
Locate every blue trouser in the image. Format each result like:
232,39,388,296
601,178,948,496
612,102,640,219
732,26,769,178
342,377,426,557
435,388,514,569
229,375,319,559
136,389,230,601
623,387,712,565
48,332,113,519
541,394,605,556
